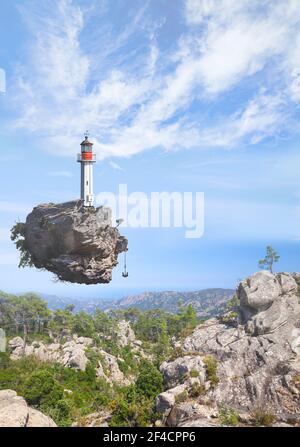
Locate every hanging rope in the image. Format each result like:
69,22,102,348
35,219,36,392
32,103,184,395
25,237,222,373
122,251,128,278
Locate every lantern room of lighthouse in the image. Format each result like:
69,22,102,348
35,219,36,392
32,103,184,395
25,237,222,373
77,133,96,207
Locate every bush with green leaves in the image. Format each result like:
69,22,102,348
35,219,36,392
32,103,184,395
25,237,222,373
135,360,163,399
204,355,219,387
219,405,239,426
10,222,34,268
251,408,276,426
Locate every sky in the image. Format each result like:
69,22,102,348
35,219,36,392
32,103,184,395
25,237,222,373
1,0,300,300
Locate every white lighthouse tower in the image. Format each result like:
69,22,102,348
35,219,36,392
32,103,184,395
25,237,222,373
77,133,96,207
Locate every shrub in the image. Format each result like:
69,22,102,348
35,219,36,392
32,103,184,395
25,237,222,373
110,398,153,427
251,408,276,427
10,222,34,268
47,399,72,427
203,355,219,387
219,405,239,426
175,390,188,403
226,294,239,310
188,383,205,398
23,370,64,407
189,369,199,378
135,361,163,399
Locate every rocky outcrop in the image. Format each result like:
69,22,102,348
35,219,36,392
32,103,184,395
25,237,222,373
13,200,127,284
0,390,56,427
156,271,300,427
116,320,137,347
9,335,136,385
160,356,206,388
115,320,147,357
9,335,92,371
96,349,133,385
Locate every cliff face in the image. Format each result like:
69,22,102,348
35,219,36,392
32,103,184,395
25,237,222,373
14,200,127,284
156,271,300,427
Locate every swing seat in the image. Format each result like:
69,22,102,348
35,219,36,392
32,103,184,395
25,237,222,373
122,272,129,278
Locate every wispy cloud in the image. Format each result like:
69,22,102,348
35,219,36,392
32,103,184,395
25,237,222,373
10,0,300,159
109,161,125,172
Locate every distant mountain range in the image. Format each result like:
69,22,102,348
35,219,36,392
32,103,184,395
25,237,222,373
41,288,235,318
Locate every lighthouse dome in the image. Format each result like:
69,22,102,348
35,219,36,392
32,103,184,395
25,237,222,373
80,135,93,147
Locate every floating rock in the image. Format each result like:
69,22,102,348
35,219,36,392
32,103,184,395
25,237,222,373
12,200,127,284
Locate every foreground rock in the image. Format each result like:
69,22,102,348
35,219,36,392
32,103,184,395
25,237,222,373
0,390,56,427
9,334,135,384
12,200,127,284
156,271,300,427
9,335,92,371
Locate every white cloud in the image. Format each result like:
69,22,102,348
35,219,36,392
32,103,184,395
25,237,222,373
200,91,287,147
109,161,125,172
10,0,300,158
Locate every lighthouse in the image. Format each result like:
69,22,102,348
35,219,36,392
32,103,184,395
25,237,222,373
77,133,96,207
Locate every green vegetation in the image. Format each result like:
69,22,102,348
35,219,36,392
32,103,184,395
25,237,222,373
0,291,200,427
258,246,280,273
218,405,239,426
203,355,219,387
175,390,189,403
251,408,276,427
10,222,34,268
188,382,206,398
226,293,239,310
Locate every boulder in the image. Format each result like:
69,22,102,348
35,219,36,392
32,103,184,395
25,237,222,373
14,200,127,284
0,390,28,427
9,336,89,371
67,347,88,371
27,408,57,427
160,356,205,388
116,320,137,347
8,337,24,349
156,384,187,414
96,349,133,385
238,271,281,313
277,273,298,295
0,390,56,427
168,402,218,427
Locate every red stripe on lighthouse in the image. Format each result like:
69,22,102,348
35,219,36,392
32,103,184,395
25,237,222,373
82,152,93,160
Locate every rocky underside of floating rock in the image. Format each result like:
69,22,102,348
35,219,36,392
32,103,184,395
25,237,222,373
12,200,127,284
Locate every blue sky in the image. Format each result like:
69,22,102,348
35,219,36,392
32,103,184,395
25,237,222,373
1,0,300,299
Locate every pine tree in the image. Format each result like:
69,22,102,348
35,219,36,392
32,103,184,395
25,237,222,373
258,246,280,273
